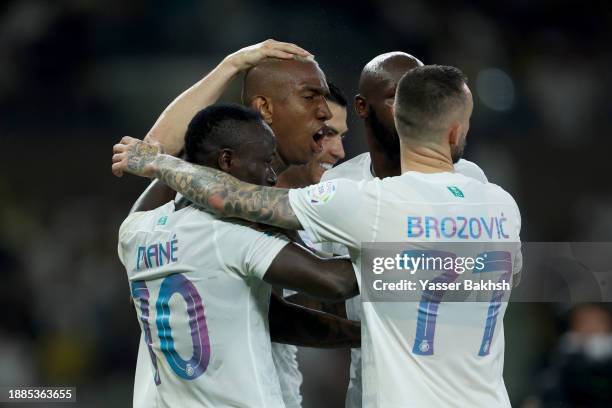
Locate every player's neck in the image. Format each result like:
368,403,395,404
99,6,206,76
275,165,312,188
400,143,454,174
366,131,401,179
369,147,401,179
272,152,288,174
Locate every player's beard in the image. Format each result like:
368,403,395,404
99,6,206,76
367,106,400,162
451,136,467,163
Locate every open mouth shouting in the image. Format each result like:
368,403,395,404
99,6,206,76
311,126,326,154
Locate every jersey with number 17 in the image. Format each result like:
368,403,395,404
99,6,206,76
118,202,288,408
288,171,521,408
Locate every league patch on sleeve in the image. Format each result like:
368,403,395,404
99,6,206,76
307,180,338,205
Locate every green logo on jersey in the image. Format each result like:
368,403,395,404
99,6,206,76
447,186,464,198
157,216,168,225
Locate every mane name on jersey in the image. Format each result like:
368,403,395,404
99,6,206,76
407,214,510,240
136,236,179,270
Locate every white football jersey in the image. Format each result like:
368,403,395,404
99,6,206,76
319,153,490,408
133,333,156,408
118,202,289,408
271,342,302,408
289,170,520,408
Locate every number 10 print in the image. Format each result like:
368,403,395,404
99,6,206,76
131,274,211,384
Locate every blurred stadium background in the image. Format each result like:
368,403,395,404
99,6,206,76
1,0,611,407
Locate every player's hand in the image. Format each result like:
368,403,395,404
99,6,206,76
224,39,312,71
112,136,162,178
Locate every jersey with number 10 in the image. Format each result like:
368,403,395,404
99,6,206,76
289,170,521,408
118,202,288,408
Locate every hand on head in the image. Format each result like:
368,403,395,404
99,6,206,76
225,39,312,71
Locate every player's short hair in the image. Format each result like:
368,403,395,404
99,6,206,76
326,82,347,108
394,65,468,141
184,104,271,164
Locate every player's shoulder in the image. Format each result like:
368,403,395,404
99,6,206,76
119,201,173,236
485,182,522,230
215,216,280,236
321,152,371,182
119,202,217,237
454,159,488,183
478,180,520,214
481,179,515,200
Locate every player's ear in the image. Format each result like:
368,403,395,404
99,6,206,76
448,121,462,149
354,94,368,119
250,96,273,125
217,148,234,173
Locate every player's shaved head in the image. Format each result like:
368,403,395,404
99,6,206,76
242,56,324,105
240,56,332,167
355,52,424,173
358,52,424,98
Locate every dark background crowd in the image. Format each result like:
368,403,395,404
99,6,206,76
1,0,611,407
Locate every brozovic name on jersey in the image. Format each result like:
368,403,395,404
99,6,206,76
407,214,510,240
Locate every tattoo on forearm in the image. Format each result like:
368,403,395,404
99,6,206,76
155,155,301,230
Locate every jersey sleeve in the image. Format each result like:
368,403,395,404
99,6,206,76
214,221,290,280
288,178,377,251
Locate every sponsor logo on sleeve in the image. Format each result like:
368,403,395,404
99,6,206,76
308,180,338,205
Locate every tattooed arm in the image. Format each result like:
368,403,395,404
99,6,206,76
128,150,190,214
156,155,302,229
112,137,302,230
